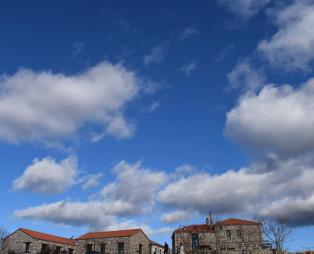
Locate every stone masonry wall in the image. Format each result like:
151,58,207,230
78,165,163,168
0,230,76,254
215,224,263,254
129,231,150,254
76,237,131,254
172,224,271,254
76,231,151,254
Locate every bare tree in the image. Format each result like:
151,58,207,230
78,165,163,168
260,217,292,254
0,227,8,247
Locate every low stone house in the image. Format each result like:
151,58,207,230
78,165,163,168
150,241,164,254
172,217,272,254
0,228,76,254
75,229,151,254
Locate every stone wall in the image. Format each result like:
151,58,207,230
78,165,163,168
172,224,271,254
76,237,130,254
0,230,76,254
129,231,151,254
76,231,151,254
150,245,164,254
215,224,263,253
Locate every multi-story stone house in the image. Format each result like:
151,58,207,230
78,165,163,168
172,217,271,254
75,229,151,254
0,228,76,254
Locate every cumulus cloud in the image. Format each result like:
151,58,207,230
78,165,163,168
14,200,134,229
143,44,168,66
161,210,192,224
13,157,77,194
179,26,199,41
14,155,314,227
217,0,270,18
258,0,314,70
225,78,314,156
102,161,166,209
80,173,103,190
228,60,265,91
159,155,314,226
0,61,141,144
15,161,167,229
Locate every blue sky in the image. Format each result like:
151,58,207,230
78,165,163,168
1,0,314,251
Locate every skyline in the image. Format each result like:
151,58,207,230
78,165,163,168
1,0,314,251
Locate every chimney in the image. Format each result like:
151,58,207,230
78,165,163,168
205,217,209,225
209,212,214,225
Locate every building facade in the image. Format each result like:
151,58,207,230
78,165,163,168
75,229,151,254
172,217,272,254
150,241,164,254
1,228,162,254
0,228,76,254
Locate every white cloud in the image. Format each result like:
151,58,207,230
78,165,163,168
102,161,166,209
0,61,141,144
258,0,314,70
143,101,160,113
179,26,199,41
174,164,195,175
143,44,168,66
13,157,77,194
161,210,191,224
180,62,196,77
15,161,167,229
14,200,133,229
80,173,103,190
217,0,270,18
225,78,314,156
159,155,314,225
228,60,265,91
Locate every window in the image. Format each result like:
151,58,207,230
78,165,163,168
237,230,242,239
86,244,93,253
41,244,48,254
118,242,124,254
191,233,199,250
226,230,231,240
25,242,31,253
101,244,106,254
68,249,74,254
56,246,61,254
139,244,142,254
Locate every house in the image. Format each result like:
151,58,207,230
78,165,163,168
75,229,151,254
0,228,76,254
1,228,163,254
172,216,272,254
150,241,164,254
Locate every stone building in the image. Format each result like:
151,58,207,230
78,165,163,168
75,229,152,254
0,228,76,254
150,241,164,254
172,217,272,254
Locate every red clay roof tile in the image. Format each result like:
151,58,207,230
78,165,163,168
20,228,76,246
75,229,142,240
174,224,214,234
217,218,259,225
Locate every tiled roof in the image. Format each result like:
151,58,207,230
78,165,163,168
217,218,259,225
20,228,76,246
150,240,164,248
75,229,142,240
174,224,214,234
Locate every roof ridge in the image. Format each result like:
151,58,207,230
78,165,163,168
20,228,75,246
75,228,143,240
83,228,141,234
20,228,72,239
